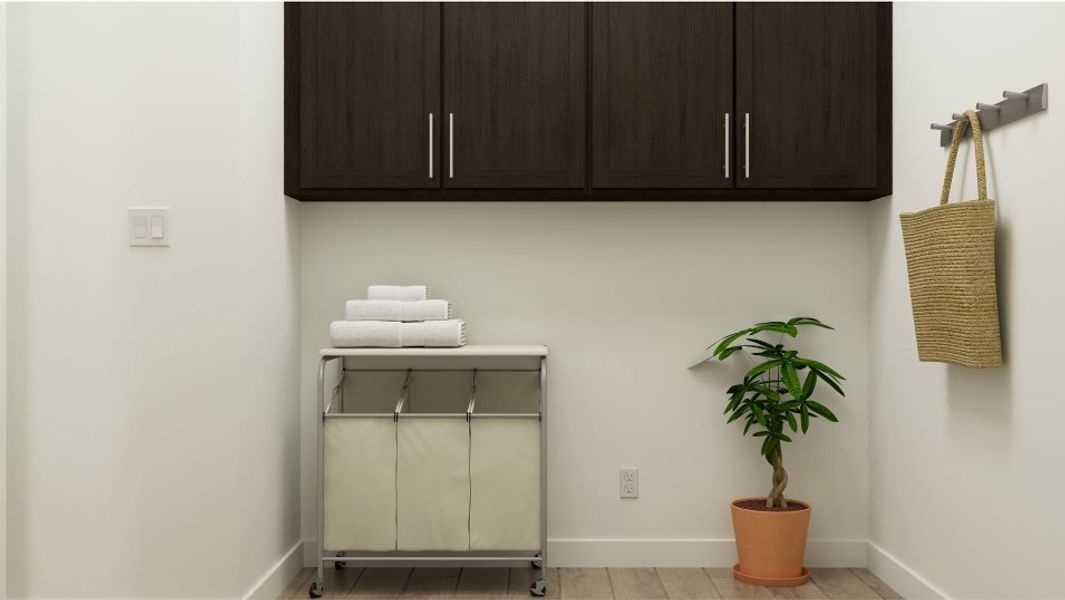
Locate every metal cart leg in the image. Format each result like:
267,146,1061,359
530,356,548,598
312,356,338,598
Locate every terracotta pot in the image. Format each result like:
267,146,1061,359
730,497,811,586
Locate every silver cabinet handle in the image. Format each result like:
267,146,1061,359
428,113,434,179
724,113,730,179
744,112,750,179
448,112,455,179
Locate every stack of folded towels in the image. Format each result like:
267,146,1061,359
329,285,467,348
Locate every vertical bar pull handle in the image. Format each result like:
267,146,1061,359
744,112,751,179
448,112,455,179
723,113,730,179
428,113,434,179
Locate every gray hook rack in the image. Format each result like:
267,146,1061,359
929,83,1048,147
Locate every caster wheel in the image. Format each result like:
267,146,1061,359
529,577,547,597
335,561,347,570
309,581,323,598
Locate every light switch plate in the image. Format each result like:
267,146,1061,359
129,207,169,246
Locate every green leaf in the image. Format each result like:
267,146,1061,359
724,392,744,415
800,404,810,433
726,404,749,424
760,435,775,456
813,370,846,397
781,362,802,399
744,360,782,383
802,371,817,399
745,338,779,352
720,345,754,360
712,330,751,358
794,358,845,381
751,403,768,428
753,321,799,337
806,400,839,422
776,432,793,443
784,411,798,432
752,431,770,437
748,384,780,402
742,416,757,436
787,317,835,330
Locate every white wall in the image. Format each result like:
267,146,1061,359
1,4,7,597
5,4,299,598
868,4,1065,598
299,201,871,566
10,2,1064,596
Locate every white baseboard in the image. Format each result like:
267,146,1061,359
244,539,306,600
547,538,866,568
300,538,865,569
867,541,947,600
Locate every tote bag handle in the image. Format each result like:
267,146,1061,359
939,109,988,205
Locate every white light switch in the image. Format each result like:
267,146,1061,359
150,215,165,239
129,208,169,246
133,215,148,239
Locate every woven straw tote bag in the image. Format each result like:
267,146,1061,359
899,110,1002,368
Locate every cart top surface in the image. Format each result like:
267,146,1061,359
320,344,548,358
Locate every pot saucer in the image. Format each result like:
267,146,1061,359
732,564,809,587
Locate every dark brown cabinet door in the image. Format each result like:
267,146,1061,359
736,3,880,189
297,3,439,189
591,3,734,189
443,4,585,188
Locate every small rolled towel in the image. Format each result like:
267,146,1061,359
345,299,451,322
330,320,466,348
367,285,429,302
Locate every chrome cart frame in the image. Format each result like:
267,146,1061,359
312,347,548,598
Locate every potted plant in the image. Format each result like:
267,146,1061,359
706,317,844,586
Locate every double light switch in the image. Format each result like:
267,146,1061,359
129,207,169,246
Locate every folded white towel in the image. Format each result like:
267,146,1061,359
345,299,451,322
367,285,429,302
330,320,467,348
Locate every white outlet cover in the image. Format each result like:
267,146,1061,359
619,468,639,499
129,207,169,246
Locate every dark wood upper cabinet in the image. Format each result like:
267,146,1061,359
291,3,440,190
591,3,733,189
285,2,891,201
443,3,585,188
735,2,885,190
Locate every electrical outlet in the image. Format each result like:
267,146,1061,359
619,468,638,499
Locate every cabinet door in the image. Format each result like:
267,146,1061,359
444,4,585,189
298,3,439,189
591,3,734,189
736,3,879,189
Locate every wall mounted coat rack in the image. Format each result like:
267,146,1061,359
930,83,1048,147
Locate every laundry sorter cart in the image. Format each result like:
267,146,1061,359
312,345,549,598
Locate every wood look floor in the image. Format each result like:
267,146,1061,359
278,567,900,599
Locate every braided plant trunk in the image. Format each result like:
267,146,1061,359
766,445,789,509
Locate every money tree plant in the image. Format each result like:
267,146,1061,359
708,317,845,509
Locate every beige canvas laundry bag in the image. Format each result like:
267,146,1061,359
899,109,1002,368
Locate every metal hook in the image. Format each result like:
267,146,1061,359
976,102,1001,112
1003,90,1030,100
952,113,967,121
930,123,954,131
